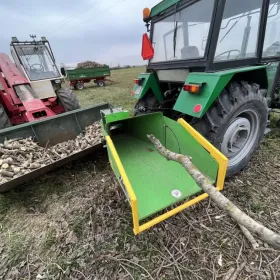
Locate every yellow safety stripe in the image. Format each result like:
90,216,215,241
177,118,228,190
139,193,209,233
105,136,140,233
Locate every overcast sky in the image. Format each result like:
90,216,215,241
0,0,160,66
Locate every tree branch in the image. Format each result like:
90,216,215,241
147,134,280,250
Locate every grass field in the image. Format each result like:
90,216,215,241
75,67,145,114
0,67,280,279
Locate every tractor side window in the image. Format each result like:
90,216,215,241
262,1,280,57
214,0,263,61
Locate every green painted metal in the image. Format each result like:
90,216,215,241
103,112,218,220
150,0,180,17
101,108,129,124
174,65,267,118
65,66,110,81
133,73,163,102
0,103,110,146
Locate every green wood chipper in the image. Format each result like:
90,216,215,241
2,0,280,235
101,108,227,234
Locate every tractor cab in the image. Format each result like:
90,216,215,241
143,0,280,70
10,36,64,99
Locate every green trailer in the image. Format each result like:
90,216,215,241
62,65,111,90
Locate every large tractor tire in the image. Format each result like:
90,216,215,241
0,105,12,129
193,81,268,177
56,88,80,112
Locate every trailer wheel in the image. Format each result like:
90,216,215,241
0,105,12,129
75,82,84,90
97,80,105,87
192,81,268,177
56,88,80,112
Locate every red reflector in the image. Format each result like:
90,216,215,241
134,79,143,86
183,84,201,93
193,104,202,113
142,33,154,60
131,91,135,95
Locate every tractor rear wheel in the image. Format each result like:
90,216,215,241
0,105,12,129
56,88,80,112
192,81,268,177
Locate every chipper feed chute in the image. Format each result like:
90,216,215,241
0,103,110,192
101,109,228,234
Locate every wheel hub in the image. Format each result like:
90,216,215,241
225,118,250,156
221,111,260,167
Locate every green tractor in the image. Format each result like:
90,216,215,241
134,0,280,176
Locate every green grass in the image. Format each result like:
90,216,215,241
73,67,145,113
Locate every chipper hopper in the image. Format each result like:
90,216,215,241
101,109,228,234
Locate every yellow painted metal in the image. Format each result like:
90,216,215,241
139,193,209,232
105,118,228,235
177,118,228,191
105,136,140,233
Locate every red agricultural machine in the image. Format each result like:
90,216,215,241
0,36,80,129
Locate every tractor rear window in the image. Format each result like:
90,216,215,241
14,45,60,81
150,0,215,63
214,0,263,61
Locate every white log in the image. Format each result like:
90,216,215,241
147,134,280,250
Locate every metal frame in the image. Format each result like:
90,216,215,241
147,0,280,73
10,39,62,83
106,118,228,235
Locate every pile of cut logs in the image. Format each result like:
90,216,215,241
0,122,102,184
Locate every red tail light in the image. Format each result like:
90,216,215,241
134,79,142,85
141,33,154,60
183,84,201,94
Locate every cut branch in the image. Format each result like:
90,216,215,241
147,134,280,250
239,225,259,249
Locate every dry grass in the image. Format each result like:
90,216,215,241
0,67,280,279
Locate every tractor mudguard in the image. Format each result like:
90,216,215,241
132,72,163,102
173,65,268,118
